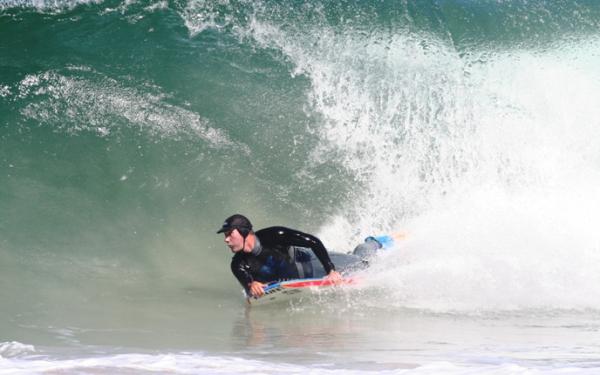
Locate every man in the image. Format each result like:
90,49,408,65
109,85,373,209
217,214,342,297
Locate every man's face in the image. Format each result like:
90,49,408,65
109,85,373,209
224,228,245,253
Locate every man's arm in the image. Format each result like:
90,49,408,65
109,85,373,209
230,254,254,288
231,255,266,297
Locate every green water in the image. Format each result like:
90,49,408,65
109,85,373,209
2,2,600,372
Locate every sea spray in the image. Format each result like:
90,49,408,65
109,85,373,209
212,2,600,311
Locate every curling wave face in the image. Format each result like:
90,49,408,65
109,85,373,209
2,1,600,350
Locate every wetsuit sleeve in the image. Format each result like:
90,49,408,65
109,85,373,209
230,254,253,289
257,227,336,274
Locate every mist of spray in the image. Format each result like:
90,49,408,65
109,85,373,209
235,10,600,311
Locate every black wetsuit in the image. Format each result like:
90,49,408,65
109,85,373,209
230,226,336,290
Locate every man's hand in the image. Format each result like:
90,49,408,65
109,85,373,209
324,270,343,284
248,281,266,297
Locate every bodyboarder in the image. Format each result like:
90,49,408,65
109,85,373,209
217,214,343,297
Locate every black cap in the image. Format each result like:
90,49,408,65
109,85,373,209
216,214,253,234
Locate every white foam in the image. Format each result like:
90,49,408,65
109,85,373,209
14,69,244,150
1,351,597,374
0,342,35,358
181,0,235,37
353,43,600,312
0,85,11,98
0,0,103,12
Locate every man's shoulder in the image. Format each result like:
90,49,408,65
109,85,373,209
255,226,300,244
255,226,295,236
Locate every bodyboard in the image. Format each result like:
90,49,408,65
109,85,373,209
243,232,403,306
246,277,356,306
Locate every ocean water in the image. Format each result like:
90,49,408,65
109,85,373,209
2,0,600,373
